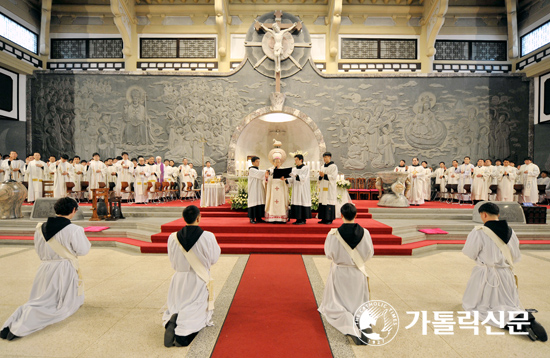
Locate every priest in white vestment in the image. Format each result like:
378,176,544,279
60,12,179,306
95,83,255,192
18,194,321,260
53,155,74,198
462,202,547,341
521,158,540,204
46,157,56,181
497,160,517,202
146,157,159,200
134,157,151,204
445,160,460,200
407,157,425,206
163,205,220,347
247,156,266,224
318,203,374,345
1,198,90,340
179,158,192,198
115,152,134,199
265,157,289,223
421,161,432,201
202,161,215,183
287,154,312,225
26,153,47,202
458,157,474,202
71,156,86,193
1,151,25,182
471,159,490,203
318,152,338,224
484,159,498,201
189,163,198,189
394,159,408,173
433,162,447,199
88,153,107,200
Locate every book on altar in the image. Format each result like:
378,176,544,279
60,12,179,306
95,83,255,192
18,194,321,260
273,167,293,179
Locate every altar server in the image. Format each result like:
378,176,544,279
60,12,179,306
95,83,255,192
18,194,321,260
163,205,220,347
318,152,338,224
287,154,312,225
318,203,374,345
521,157,540,204
1,151,25,182
394,159,408,173
459,156,474,202
471,159,489,203
179,158,192,198
26,152,47,202
247,156,266,224
462,202,547,341
115,152,134,199
88,153,106,199
407,157,425,206
53,155,73,198
134,156,151,204
497,160,516,202
1,198,90,340
202,161,215,182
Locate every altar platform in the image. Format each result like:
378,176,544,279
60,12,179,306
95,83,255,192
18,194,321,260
1,200,549,256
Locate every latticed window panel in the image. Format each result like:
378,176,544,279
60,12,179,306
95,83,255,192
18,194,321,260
435,41,469,60
178,38,216,58
89,39,123,58
472,41,507,61
521,21,550,57
341,39,378,59
0,13,38,54
141,39,178,58
51,39,86,59
380,40,417,59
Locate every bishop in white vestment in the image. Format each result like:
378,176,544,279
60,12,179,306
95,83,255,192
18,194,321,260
288,154,312,225
265,158,289,223
247,156,266,224
1,198,90,340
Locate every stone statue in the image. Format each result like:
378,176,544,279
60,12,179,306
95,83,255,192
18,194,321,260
0,181,27,219
259,21,297,75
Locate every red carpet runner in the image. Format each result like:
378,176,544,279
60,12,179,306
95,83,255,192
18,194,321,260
211,254,332,358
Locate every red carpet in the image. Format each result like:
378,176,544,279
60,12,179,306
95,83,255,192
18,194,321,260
211,254,332,358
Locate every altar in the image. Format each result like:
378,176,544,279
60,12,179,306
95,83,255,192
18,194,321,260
200,183,225,208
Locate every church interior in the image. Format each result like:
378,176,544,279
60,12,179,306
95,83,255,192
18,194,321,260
1,0,550,357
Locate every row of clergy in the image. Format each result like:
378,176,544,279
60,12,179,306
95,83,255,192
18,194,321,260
247,152,338,224
396,157,545,205
0,151,217,204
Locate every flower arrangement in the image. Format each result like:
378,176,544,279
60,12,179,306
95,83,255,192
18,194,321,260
310,181,319,211
337,178,351,190
230,178,248,210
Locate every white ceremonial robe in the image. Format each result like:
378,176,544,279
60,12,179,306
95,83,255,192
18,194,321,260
163,231,221,336
1,223,91,337
45,162,56,181
146,164,158,199
114,160,134,198
179,164,192,197
394,166,407,173
458,163,474,201
105,165,117,187
471,166,490,201
497,167,516,202
423,167,432,200
53,161,73,198
27,160,47,202
134,165,151,203
407,165,425,205
71,164,86,192
433,168,447,197
319,163,338,206
265,168,289,222
462,226,523,327
248,167,267,209
485,165,497,200
88,160,107,199
164,166,177,183
202,167,215,183
446,167,460,185
318,229,374,337
23,163,29,182
288,165,312,208
1,159,25,182
522,163,540,204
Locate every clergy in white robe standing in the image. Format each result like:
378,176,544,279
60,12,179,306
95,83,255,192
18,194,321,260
394,159,408,173
318,203,374,345
189,163,198,189
497,160,516,202
318,152,338,224
26,153,47,202
105,158,117,191
134,157,150,204
115,152,134,199
1,151,25,182
537,171,550,203
164,160,177,183
179,159,192,198
146,157,159,199
53,155,73,198
265,157,289,223
462,202,547,341
1,198,90,340
421,161,432,201
287,154,312,225
433,162,447,199
521,158,540,204
247,156,266,224
459,157,474,202
484,159,498,201
88,153,107,200
202,161,215,183
471,160,490,203
445,160,460,200
407,158,425,206
71,156,86,192
45,157,56,181
163,205,221,347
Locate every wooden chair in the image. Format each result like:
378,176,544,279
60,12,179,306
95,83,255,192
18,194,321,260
445,183,459,204
98,182,106,189
169,182,178,201
460,184,472,205
75,181,90,202
120,181,134,203
348,178,358,200
358,178,369,200
514,184,524,202
66,182,76,200
42,180,54,198
151,181,163,203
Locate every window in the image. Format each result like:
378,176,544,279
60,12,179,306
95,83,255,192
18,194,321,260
521,21,550,57
435,40,507,61
341,38,417,60
140,38,217,58
0,13,38,54
51,39,123,59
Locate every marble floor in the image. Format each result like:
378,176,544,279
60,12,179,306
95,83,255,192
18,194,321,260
0,246,549,358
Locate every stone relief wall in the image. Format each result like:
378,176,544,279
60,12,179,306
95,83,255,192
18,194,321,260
30,62,531,176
